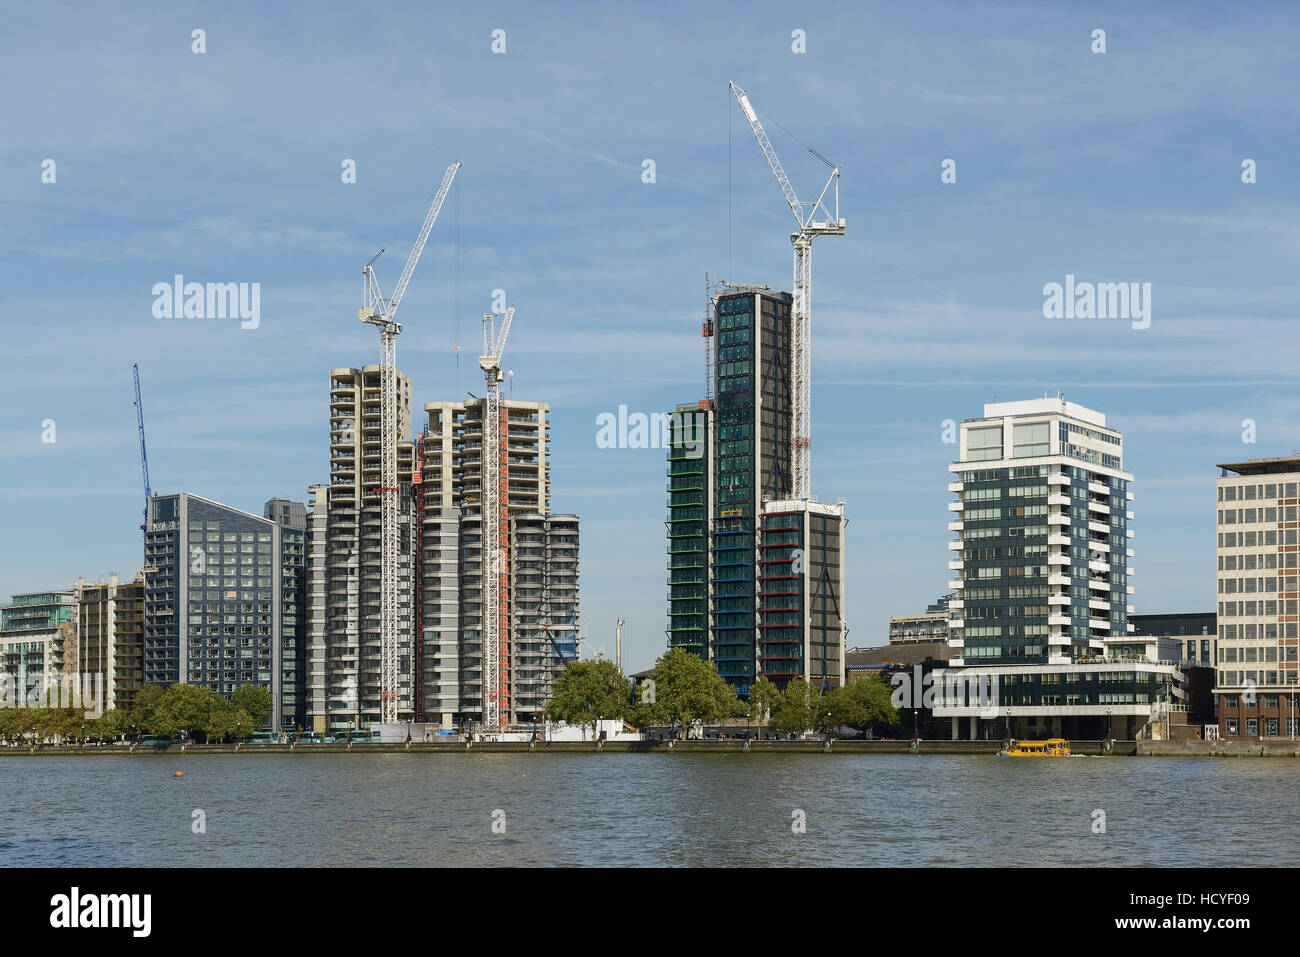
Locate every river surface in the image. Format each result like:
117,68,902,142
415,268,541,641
0,754,1294,866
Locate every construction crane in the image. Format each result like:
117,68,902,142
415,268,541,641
729,81,845,500
478,302,515,731
132,364,151,531
357,158,461,726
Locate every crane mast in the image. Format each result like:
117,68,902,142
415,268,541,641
728,82,844,500
479,304,514,731
357,159,460,726
132,364,151,529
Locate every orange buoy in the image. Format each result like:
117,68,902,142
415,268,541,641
173,771,184,777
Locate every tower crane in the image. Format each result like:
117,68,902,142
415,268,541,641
132,364,151,531
729,81,845,500
478,303,514,731
357,158,461,726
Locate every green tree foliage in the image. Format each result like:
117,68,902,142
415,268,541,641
545,659,634,738
747,678,780,730
131,685,167,737
129,684,262,742
770,679,816,734
641,648,737,738
850,673,899,727
0,708,32,745
230,684,273,729
91,709,127,742
816,675,900,735
203,698,256,743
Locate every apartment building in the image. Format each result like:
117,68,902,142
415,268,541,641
666,284,846,696
74,573,145,713
413,398,577,727
0,590,75,702
314,365,416,733
143,492,307,732
1214,457,1300,740
932,398,1183,739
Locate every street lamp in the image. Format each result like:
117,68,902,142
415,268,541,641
1005,705,1011,743
1107,705,1113,741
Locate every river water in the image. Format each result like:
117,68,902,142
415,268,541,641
0,754,1294,866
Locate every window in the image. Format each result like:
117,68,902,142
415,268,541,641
968,426,1002,462
1013,422,1050,458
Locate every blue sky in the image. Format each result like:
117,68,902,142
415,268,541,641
4,1,1300,673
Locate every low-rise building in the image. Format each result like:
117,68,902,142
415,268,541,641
1,590,75,701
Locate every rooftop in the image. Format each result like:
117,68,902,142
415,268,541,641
1216,456,1300,476
981,396,1107,428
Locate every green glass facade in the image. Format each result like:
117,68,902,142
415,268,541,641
665,289,794,697
667,405,710,658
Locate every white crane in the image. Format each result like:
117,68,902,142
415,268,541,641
729,82,844,500
479,302,515,730
357,158,461,726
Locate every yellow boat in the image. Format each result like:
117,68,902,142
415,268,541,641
998,737,1070,757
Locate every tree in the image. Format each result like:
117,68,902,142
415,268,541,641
770,679,816,735
132,684,219,739
155,684,211,739
545,659,634,740
748,678,780,733
846,673,899,728
817,686,860,736
0,708,29,746
131,684,168,737
642,648,737,739
203,698,256,743
91,709,127,743
231,684,273,729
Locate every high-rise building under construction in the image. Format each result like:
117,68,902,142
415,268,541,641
308,376,579,732
667,284,845,696
415,399,578,728
307,365,416,734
